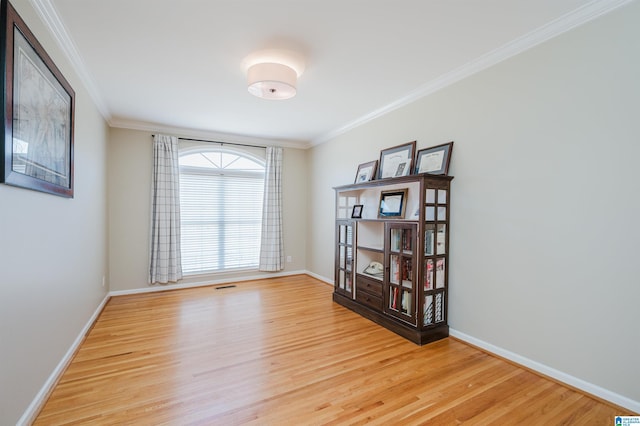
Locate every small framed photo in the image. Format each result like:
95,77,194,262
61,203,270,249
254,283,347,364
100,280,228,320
354,160,378,183
377,141,416,179
414,142,453,175
379,189,408,218
351,204,363,219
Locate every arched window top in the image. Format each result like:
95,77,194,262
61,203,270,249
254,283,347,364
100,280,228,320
179,147,265,172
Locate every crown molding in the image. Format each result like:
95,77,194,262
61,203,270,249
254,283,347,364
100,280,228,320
311,0,635,146
109,118,312,150
28,0,111,120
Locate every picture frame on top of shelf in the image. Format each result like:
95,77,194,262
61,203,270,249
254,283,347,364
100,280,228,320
377,141,416,179
354,160,378,183
351,204,363,219
414,141,453,175
379,188,408,218
1,0,75,197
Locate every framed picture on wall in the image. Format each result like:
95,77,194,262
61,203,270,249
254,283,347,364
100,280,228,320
1,0,75,197
377,141,416,179
354,160,378,183
414,142,453,175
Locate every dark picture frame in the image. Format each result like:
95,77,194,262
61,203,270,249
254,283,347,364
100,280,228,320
1,0,75,197
377,141,416,180
379,189,408,218
354,160,378,184
414,141,453,176
351,204,363,219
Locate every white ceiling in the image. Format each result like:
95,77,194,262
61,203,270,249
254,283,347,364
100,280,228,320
35,0,627,148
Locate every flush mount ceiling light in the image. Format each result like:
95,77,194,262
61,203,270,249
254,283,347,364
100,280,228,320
242,49,305,100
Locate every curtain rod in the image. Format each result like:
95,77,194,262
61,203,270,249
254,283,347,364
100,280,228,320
152,135,267,150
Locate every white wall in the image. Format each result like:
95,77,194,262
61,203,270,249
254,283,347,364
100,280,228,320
108,127,307,292
308,0,640,408
0,0,109,424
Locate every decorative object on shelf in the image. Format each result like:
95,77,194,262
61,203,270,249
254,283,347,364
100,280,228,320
379,189,408,218
414,141,454,175
377,141,416,179
363,261,384,278
1,0,75,197
241,49,305,100
354,160,378,183
351,204,364,218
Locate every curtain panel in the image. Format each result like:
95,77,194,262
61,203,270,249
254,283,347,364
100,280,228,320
259,146,284,271
149,134,183,283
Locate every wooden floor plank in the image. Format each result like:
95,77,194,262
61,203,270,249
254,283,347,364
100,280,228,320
34,275,634,425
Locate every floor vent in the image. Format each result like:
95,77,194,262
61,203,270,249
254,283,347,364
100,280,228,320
215,285,237,290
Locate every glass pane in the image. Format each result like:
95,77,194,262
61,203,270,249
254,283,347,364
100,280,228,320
390,287,399,311
346,247,353,271
402,229,413,253
346,225,353,245
426,206,435,221
438,190,447,204
436,224,446,255
339,246,345,268
339,270,345,290
425,224,435,255
424,295,433,325
339,225,346,244
437,206,447,221
346,274,352,292
435,292,445,322
426,189,436,203
436,258,446,288
390,255,399,284
401,258,413,288
401,290,412,315
424,259,434,290
390,229,401,252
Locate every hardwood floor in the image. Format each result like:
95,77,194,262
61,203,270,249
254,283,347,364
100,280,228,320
35,275,632,425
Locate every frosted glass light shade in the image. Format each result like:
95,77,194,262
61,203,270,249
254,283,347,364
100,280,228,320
247,62,297,100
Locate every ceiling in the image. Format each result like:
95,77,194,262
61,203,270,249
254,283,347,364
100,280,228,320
35,0,624,148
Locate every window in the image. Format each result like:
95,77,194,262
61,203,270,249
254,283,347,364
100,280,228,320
179,147,265,274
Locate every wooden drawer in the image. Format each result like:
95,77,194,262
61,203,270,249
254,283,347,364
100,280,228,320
356,289,383,311
356,275,383,296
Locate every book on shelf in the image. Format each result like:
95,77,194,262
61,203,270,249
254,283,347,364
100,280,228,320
401,292,411,314
391,287,399,310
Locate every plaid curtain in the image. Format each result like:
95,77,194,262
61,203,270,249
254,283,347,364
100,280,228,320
149,134,183,283
259,147,284,271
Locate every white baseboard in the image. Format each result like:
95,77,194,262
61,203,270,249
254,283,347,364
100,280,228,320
17,293,111,426
449,328,640,413
304,270,333,286
109,269,308,296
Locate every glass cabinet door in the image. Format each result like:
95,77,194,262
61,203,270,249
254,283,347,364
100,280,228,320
384,223,417,325
335,220,354,298
423,187,448,328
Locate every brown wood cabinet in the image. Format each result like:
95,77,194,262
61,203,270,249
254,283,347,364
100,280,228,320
333,173,453,345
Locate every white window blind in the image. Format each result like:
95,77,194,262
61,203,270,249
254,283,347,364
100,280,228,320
179,149,264,274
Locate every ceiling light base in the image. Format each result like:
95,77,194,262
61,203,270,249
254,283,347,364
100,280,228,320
247,62,297,100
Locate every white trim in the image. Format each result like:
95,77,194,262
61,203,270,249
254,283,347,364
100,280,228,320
108,118,311,150
28,0,111,120
109,270,307,297
304,270,333,286
311,0,635,146
17,293,111,426
450,328,640,413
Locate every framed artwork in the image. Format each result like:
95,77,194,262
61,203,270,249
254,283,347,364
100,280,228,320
379,189,408,218
377,141,416,179
1,0,75,197
354,160,378,183
414,142,453,176
351,204,363,219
